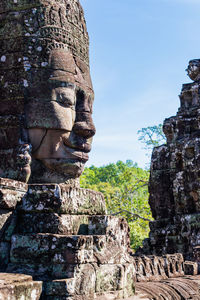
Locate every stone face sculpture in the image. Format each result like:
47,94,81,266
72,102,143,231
0,1,136,299
142,59,200,262
0,0,95,183
1,1,200,299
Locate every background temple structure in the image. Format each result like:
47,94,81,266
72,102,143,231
1,0,200,299
143,59,200,264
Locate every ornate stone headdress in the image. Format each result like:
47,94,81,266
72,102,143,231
0,0,91,91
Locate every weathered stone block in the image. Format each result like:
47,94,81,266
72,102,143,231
93,235,132,264
7,263,54,281
88,215,129,236
184,261,198,275
0,209,18,244
0,189,23,209
0,273,42,300
95,264,124,293
0,178,28,210
123,264,136,298
134,256,168,283
51,264,77,280
18,214,131,242
45,264,96,296
18,213,89,235
133,254,187,283
134,257,151,282
21,184,106,215
163,254,185,278
10,234,94,265
45,278,75,296
74,263,96,295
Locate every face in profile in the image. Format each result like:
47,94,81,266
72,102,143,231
25,50,95,183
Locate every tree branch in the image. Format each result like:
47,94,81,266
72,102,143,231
111,210,151,222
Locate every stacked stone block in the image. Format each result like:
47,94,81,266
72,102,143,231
0,273,42,300
142,59,200,265
5,184,135,299
0,178,28,271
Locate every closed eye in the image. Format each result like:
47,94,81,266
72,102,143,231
57,93,74,106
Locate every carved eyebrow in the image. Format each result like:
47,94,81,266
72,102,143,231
48,79,75,88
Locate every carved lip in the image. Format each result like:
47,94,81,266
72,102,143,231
63,146,89,162
40,147,89,163
63,137,92,153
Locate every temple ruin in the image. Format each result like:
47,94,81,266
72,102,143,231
1,0,200,299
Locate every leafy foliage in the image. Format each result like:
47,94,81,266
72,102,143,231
80,160,152,251
137,124,166,152
80,125,166,251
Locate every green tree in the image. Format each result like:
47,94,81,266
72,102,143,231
80,124,165,251
137,124,166,153
80,160,152,251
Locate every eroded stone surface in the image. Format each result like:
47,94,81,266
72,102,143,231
133,253,185,282
2,1,200,299
0,179,28,271
0,178,28,209
135,275,200,300
141,59,200,264
21,184,106,215
0,273,42,300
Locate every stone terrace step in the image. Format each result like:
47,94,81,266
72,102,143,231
0,273,42,299
18,213,130,237
9,233,132,266
21,184,106,215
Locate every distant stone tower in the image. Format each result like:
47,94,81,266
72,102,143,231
144,59,200,264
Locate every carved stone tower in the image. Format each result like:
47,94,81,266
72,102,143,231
0,1,135,299
144,59,200,266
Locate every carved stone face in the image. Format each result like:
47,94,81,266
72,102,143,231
25,50,95,183
186,59,200,81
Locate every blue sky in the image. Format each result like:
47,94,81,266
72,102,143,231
81,0,200,168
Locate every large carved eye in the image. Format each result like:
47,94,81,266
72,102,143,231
57,92,73,106
55,88,76,108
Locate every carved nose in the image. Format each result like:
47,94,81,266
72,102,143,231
73,112,96,139
73,121,96,139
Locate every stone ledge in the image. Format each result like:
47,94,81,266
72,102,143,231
18,214,130,240
0,177,28,210
0,273,42,300
9,233,131,265
21,184,107,215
